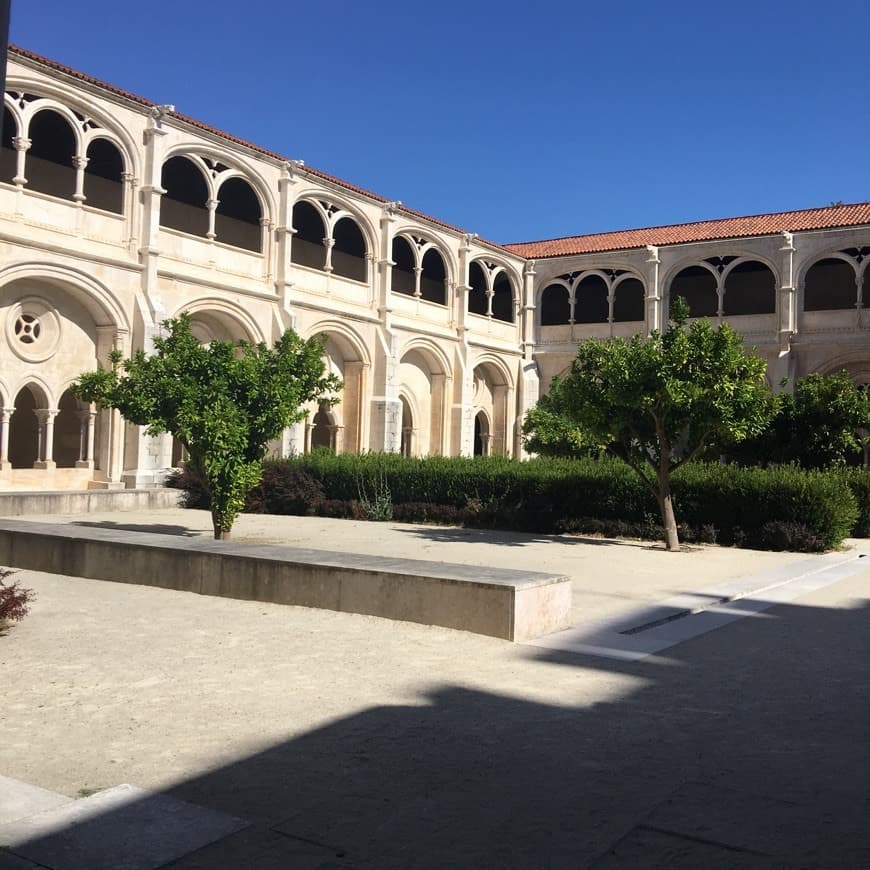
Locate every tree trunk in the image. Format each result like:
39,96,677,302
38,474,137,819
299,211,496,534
655,424,680,552
657,481,680,552
212,512,231,540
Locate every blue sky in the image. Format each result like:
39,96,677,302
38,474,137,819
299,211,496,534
10,0,869,244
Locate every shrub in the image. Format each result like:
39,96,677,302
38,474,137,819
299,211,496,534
165,464,210,509
169,452,859,551
247,464,323,515
839,468,870,537
0,569,35,625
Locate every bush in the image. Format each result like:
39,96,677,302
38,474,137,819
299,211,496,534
165,464,210,509
839,468,870,537
168,452,859,551
0,569,35,625
247,464,323,515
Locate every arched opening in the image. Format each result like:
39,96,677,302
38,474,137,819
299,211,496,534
468,261,488,316
670,265,717,317
491,272,514,323
724,261,776,315
420,248,447,305
391,236,416,295
310,402,334,451
474,412,490,456
291,200,326,270
573,274,609,324
1,106,17,184
400,396,413,457
84,138,124,214
804,258,856,311
53,389,80,468
540,284,571,325
472,362,511,457
613,277,645,322
214,176,262,252
331,216,367,281
160,155,209,237
27,109,77,200
9,386,39,468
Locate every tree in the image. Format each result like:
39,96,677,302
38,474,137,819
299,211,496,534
734,371,870,468
74,314,341,540
523,298,775,550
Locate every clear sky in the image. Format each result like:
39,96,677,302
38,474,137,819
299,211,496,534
10,0,869,245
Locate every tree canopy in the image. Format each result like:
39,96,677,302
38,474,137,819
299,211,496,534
74,314,341,538
733,370,870,469
523,298,776,550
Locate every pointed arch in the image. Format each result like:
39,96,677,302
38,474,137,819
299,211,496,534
26,107,77,199
391,235,416,295
215,175,262,252
170,298,265,344
420,247,447,305
669,264,718,317
332,215,368,281
291,199,327,270
160,155,209,237
84,137,124,213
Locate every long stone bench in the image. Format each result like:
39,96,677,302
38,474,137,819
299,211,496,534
0,520,572,642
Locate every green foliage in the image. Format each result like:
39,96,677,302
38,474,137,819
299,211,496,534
74,314,340,537
202,453,859,551
838,468,870,537
523,297,776,548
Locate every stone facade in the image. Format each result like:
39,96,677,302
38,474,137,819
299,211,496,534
0,46,868,490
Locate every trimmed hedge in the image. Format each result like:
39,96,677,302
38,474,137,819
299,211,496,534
169,453,862,551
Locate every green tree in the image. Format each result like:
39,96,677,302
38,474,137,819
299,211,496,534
523,298,775,550
736,371,870,468
74,314,341,540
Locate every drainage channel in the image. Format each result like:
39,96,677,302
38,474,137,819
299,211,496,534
527,551,869,660
619,553,867,636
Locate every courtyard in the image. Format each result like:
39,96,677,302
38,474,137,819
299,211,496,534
1,510,869,868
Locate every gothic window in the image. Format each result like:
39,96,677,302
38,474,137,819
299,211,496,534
468,261,488,316
540,284,571,325
804,258,856,311
573,274,608,323
215,176,262,252
612,277,645,322
723,261,776,316
291,200,326,270
391,236,416,295
27,109,77,199
670,265,717,317
331,216,367,281
84,138,124,214
420,248,446,305
160,155,209,237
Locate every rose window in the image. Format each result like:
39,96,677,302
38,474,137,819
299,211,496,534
14,313,41,344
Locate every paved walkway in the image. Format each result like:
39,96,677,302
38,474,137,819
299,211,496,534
2,510,869,868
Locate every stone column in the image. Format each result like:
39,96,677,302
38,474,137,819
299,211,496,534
76,408,97,468
323,236,335,273
645,245,662,335
34,409,58,469
0,407,12,469
413,266,423,298
73,155,88,203
206,198,218,240
12,136,30,188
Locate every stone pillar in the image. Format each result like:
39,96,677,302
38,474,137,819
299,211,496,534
72,155,88,203
12,136,29,188
260,217,273,279
206,198,218,240
0,407,12,470
76,408,97,468
413,266,423,298
770,231,797,392
645,245,662,335
323,236,335,273
34,408,58,469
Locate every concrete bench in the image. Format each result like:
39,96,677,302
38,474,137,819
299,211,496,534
0,519,572,642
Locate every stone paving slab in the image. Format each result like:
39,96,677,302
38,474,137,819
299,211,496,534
0,776,73,826
0,784,247,870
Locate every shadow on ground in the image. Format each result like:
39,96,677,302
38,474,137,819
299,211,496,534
396,525,632,548
70,521,200,538
5,594,870,869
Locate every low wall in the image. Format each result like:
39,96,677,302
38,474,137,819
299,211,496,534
0,489,181,517
0,520,572,642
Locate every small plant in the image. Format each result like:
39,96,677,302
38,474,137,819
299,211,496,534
357,467,393,521
0,568,35,627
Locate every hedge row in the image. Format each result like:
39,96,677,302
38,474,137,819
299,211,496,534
169,454,868,551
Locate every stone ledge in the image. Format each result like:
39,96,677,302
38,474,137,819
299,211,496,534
0,488,181,517
0,520,572,642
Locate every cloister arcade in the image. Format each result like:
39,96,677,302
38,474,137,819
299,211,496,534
1,46,869,490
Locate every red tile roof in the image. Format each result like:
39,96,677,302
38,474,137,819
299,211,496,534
7,45,511,254
506,202,870,259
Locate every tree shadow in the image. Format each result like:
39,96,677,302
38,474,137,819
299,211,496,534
70,520,201,538
396,525,632,548
4,594,870,868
